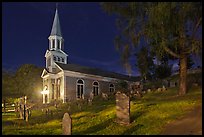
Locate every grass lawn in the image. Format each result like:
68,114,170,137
2,86,202,135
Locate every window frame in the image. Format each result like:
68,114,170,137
93,81,99,96
109,84,115,93
76,79,85,99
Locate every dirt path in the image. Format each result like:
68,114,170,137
161,104,202,135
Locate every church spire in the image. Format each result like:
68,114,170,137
50,4,62,37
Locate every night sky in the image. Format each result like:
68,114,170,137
2,2,202,76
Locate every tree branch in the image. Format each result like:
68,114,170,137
185,17,202,54
191,17,202,39
163,45,180,58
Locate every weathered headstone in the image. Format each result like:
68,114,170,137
90,92,94,100
147,89,151,93
62,113,72,135
102,92,108,100
116,92,130,125
162,85,167,91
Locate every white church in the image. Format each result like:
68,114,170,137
41,7,140,104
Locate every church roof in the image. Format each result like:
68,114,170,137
50,8,62,37
55,62,140,82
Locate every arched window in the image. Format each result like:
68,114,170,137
93,81,99,96
109,84,115,93
77,79,84,99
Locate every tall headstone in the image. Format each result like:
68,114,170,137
116,92,130,125
62,113,72,135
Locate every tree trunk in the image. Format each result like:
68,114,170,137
179,55,187,95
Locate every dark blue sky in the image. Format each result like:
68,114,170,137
2,2,202,76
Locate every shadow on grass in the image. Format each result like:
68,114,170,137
121,124,144,135
130,110,146,123
73,118,114,135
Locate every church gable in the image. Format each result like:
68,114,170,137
53,62,63,73
41,69,49,78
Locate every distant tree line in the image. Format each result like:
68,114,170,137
2,64,43,102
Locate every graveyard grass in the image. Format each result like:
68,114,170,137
2,86,202,135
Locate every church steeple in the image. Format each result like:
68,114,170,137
45,5,68,73
50,6,62,37
48,5,64,51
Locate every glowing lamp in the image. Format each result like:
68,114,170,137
41,90,49,94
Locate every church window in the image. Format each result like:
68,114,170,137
76,79,84,99
57,39,60,49
62,58,64,62
58,57,60,62
109,84,115,92
52,39,55,49
53,56,56,61
93,81,99,96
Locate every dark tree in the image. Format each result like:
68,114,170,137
101,2,202,95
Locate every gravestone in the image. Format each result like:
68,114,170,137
102,92,108,100
88,92,94,105
62,113,72,135
116,92,130,125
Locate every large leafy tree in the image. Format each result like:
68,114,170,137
15,64,43,100
2,70,17,99
2,64,43,101
101,2,202,95
178,54,195,70
154,54,172,80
